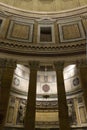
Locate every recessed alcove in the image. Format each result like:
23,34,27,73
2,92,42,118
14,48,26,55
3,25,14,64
38,24,55,44
40,27,52,42
5,64,87,129
0,1,87,130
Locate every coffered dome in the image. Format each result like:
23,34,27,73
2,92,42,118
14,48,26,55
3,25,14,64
0,1,87,130
0,0,87,12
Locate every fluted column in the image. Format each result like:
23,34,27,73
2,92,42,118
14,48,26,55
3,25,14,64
54,61,71,130
77,60,87,111
0,59,16,130
24,61,39,130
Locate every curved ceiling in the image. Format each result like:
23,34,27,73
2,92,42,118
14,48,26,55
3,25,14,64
0,0,87,12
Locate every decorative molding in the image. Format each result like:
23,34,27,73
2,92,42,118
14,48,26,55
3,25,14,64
5,59,17,68
0,58,16,69
13,77,20,86
72,77,80,86
35,121,59,128
29,61,40,70
0,58,6,68
0,40,85,57
76,59,87,68
58,20,85,43
7,20,33,43
42,84,50,92
54,61,64,70
0,58,16,68
0,5,86,63
36,100,58,109
37,24,55,44
0,1,87,16
37,18,56,24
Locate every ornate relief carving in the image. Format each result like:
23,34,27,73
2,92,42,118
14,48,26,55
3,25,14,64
36,121,59,128
36,101,58,109
73,77,79,86
0,58,6,68
5,59,17,68
13,77,20,86
17,100,26,124
42,84,50,92
0,59,16,68
29,61,39,70
76,59,87,68
0,40,85,57
0,9,86,57
0,58,16,68
67,99,77,125
54,61,64,70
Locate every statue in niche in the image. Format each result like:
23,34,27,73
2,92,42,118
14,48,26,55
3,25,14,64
17,100,26,124
68,105,73,124
68,100,77,125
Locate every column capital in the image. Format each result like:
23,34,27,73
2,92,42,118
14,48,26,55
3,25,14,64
5,59,17,68
76,59,87,68
0,59,17,68
54,61,64,70
0,59,6,68
29,61,39,70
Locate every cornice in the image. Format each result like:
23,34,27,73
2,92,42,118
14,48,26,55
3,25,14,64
0,40,85,56
0,4,86,61
0,3,87,19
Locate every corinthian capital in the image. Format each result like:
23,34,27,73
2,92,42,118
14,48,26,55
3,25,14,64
54,61,64,70
29,61,39,70
76,59,87,68
5,59,17,68
0,58,16,68
0,58,6,68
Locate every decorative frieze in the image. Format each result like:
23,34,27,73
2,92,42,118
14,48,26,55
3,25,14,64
0,40,85,58
6,95,87,127
0,8,86,58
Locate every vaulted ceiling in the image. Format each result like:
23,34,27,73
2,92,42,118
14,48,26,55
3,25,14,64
0,0,87,12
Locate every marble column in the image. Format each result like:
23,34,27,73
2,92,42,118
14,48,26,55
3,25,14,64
24,61,39,130
77,60,87,111
54,61,71,130
0,59,16,130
